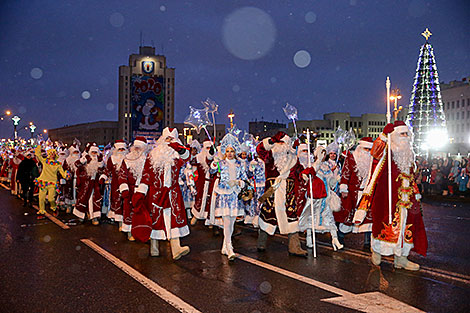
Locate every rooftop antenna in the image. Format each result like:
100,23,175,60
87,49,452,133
161,43,164,54
139,31,143,47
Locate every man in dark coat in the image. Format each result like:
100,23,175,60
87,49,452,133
16,150,38,207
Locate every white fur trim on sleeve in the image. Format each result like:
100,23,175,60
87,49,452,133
210,161,218,170
180,149,190,160
416,193,422,201
262,138,274,150
379,133,387,142
119,183,129,193
135,183,148,195
99,174,108,181
339,184,348,193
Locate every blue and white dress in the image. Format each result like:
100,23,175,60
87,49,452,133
244,158,265,226
179,163,195,210
299,161,339,236
212,158,247,218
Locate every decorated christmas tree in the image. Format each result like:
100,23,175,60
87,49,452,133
406,28,448,155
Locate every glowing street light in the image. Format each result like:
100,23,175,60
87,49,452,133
390,88,402,121
11,115,21,140
228,109,235,129
1,110,12,121
29,122,36,139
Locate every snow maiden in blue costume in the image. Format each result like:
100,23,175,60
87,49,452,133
211,133,247,260
299,145,344,251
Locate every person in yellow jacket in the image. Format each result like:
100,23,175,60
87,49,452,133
35,145,68,218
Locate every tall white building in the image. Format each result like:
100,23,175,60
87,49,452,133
288,112,386,145
441,78,470,144
118,46,175,141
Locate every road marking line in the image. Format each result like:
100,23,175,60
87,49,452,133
238,254,353,297
0,183,11,190
32,205,70,230
238,254,424,312
257,229,470,285
81,239,202,313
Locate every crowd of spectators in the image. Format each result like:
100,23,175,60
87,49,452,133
416,156,470,197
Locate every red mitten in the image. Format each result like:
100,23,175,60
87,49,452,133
383,123,395,135
99,178,105,185
301,167,316,179
132,192,145,213
310,177,327,199
85,155,92,163
97,155,103,162
121,190,130,199
131,208,152,243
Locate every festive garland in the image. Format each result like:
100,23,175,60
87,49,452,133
45,159,61,166
34,179,60,193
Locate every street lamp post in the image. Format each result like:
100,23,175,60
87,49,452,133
29,122,36,139
11,115,21,140
228,109,235,129
390,88,403,121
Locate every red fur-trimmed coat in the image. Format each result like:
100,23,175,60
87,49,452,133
256,139,306,235
117,154,146,228
334,151,372,230
358,140,427,256
73,158,105,219
137,151,190,239
102,156,124,219
190,154,216,220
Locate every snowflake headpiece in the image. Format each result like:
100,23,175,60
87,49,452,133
220,133,241,155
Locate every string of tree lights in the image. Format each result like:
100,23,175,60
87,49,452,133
406,28,448,156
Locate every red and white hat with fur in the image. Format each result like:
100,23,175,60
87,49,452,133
358,137,373,149
133,136,147,149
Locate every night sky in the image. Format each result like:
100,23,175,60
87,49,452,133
0,0,469,139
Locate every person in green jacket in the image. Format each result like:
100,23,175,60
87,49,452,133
35,145,68,218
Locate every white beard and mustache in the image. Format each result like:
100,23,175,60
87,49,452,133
353,147,371,180
196,149,210,171
58,154,67,165
66,154,80,172
272,142,296,172
151,143,179,188
86,155,101,177
112,150,127,170
150,143,178,172
391,133,415,174
298,152,313,168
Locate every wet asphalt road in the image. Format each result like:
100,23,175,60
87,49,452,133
0,187,469,313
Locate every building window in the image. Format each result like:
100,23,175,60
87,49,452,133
457,112,459,120
452,101,455,109
447,102,450,110
457,100,460,108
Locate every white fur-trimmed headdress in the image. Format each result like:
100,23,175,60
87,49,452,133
220,133,241,155
162,127,178,140
190,139,202,153
326,142,339,154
